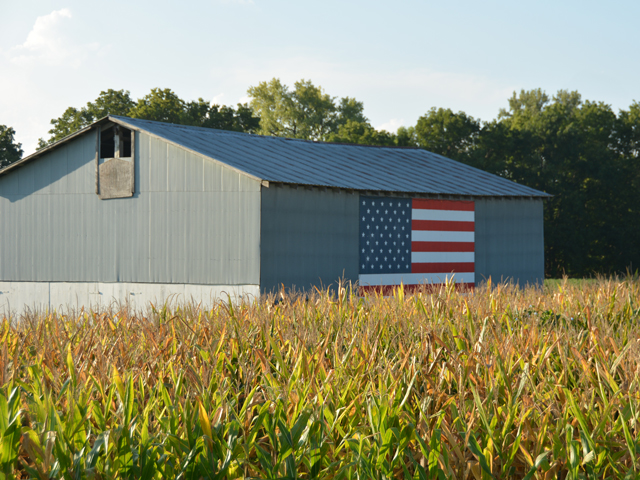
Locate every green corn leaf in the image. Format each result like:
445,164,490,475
522,451,551,480
468,433,493,478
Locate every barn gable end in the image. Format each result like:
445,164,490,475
0,122,261,312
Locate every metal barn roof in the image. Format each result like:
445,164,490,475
2,115,550,198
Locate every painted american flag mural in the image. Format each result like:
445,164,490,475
358,196,475,292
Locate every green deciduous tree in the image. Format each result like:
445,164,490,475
183,99,260,133
414,107,480,161
0,125,23,168
129,88,185,124
248,78,369,141
470,89,640,277
39,89,260,148
327,120,397,146
39,89,135,148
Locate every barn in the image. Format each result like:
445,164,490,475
0,115,549,313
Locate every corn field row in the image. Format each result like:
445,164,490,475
1,278,639,479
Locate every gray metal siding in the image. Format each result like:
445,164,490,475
260,185,359,293
475,198,544,285
0,129,261,285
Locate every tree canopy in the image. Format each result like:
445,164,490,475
38,89,259,148
0,125,23,168
247,78,371,141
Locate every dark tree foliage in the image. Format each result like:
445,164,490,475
39,89,135,148
39,88,260,148
434,89,640,277
0,125,23,168
413,107,481,161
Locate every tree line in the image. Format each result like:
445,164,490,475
1,80,639,278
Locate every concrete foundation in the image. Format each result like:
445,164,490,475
0,282,260,316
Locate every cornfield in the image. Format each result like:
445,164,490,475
1,278,639,479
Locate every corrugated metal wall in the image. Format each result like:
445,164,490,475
0,128,261,285
260,185,360,293
260,190,544,292
475,198,544,285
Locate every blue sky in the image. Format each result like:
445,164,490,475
1,0,639,155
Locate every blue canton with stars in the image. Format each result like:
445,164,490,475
359,196,412,274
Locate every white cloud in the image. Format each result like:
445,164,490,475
9,9,99,68
376,118,405,133
211,93,226,105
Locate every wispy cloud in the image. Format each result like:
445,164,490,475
376,118,405,133
9,9,100,68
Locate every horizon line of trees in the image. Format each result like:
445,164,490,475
1,80,639,278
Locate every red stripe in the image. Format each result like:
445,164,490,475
411,262,475,273
359,283,475,296
412,242,475,252
412,199,475,211
412,220,475,232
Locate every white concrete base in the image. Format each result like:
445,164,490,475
0,281,260,316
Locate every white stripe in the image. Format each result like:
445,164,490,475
412,209,475,222
412,231,475,242
359,272,475,286
411,252,475,264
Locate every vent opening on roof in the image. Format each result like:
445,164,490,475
100,125,131,158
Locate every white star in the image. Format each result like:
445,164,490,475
362,216,365,221
385,210,388,214
361,248,365,253
376,209,379,213
367,209,370,213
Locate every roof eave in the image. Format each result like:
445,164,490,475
264,180,552,199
